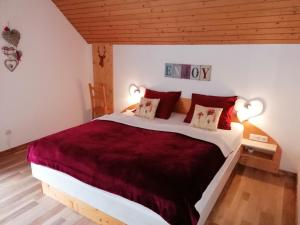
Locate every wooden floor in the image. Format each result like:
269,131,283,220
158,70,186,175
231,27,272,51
0,149,296,225
0,149,96,225
205,166,296,225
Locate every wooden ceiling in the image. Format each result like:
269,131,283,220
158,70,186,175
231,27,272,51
53,0,300,44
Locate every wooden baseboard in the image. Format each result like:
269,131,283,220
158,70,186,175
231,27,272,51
41,182,126,225
0,143,28,158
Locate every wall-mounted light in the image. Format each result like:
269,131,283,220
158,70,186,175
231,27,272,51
234,98,264,122
128,83,145,104
129,84,141,97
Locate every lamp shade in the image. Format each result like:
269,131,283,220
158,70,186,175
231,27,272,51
234,98,264,122
128,84,145,103
129,84,140,97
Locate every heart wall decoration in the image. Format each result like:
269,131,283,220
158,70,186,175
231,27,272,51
4,58,19,72
2,27,20,47
1,25,22,72
234,98,264,122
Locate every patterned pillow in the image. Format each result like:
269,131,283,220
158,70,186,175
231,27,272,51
190,104,223,131
184,93,237,130
135,97,160,119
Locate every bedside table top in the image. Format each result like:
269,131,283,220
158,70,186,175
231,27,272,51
242,138,277,153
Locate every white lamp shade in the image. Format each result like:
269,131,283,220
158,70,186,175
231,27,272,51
234,98,264,122
128,84,145,103
129,84,139,96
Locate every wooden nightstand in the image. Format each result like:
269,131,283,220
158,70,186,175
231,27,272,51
239,138,281,173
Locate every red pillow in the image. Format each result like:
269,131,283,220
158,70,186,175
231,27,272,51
144,89,181,119
184,93,237,130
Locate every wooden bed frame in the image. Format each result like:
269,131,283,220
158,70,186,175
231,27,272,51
42,182,125,225
40,97,280,225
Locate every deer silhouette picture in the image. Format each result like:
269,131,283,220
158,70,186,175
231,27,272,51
97,46,106,68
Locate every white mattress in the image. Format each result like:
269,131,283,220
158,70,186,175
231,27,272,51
31,113,244,225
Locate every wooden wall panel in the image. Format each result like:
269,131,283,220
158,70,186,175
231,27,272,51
53,0,300,44
92,43,113,113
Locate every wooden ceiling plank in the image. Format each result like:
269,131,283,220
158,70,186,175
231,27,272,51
56,0,289,14
80,26,300,36
53,0,101,6
53,0,300,44
85,34,300,43
55,0,234,11
153,0,300,14
56,0,151,11
72,13,300,30
69,7,300,28
77,20,300,33
67,5,300,24
83,28,300,39
63,3,300,28
85,39,300,44
60,0,299,17
54,1,104,10
84,32,300,38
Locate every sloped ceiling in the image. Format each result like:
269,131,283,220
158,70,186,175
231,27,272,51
53,0,300,44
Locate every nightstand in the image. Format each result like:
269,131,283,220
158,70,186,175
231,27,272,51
239,138,281,173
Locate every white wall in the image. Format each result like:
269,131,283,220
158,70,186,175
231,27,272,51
114,45,300,172
0,0,92,151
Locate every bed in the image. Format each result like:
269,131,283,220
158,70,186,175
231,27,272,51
28,98,243,225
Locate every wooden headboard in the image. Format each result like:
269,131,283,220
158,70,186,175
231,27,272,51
173,98,190,114
174,98,239,123
124,98,193,114
125,97,277,145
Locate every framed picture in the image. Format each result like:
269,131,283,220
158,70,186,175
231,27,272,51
165,63,212,81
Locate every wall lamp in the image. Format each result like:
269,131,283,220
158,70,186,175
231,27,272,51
128,84,145,103
234,98,264,122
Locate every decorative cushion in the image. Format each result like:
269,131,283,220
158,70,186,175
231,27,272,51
144,89,181,119
190,105,223,131
184,93,237,130
135,97,160,119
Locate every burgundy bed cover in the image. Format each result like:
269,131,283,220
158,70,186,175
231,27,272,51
28,119,225,225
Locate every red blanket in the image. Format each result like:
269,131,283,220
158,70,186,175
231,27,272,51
27,120,225,225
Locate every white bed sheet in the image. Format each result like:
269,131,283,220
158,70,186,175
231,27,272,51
31,113,244,225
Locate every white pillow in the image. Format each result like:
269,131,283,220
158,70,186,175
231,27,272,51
190,104,223,131
135,97,160,119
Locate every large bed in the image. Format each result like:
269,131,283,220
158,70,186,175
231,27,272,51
28,98,243,225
